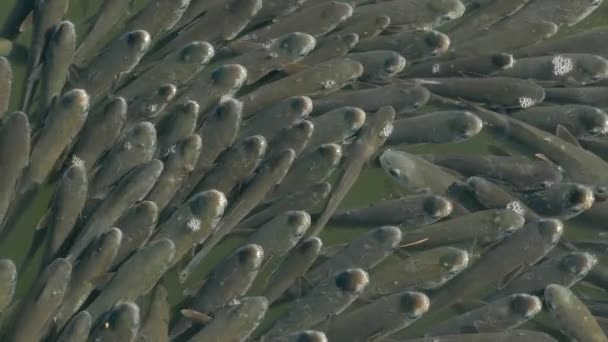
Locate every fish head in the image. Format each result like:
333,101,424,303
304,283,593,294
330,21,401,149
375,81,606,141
509,294,542,320
495,210,526,237
400,291,430,319
287,211,312,239
179,41,215,66
371,226,402,249
339,33,360,50
535,218,564,246
581,107,608,135
397,84,431,112
383,52,407,77
274,32,317,59
96,302,140,338
0,259,16,287
189,190,228,224
242,135,268,157
379,149,415,185
343,107,366,136
491,53,516,70
288,96,314,117
318,143,343,166
125,30,151,56
335,268,369,294
211,64,248,90
423,195,453,220
428,0,466,24
211,97,243,124
298,237,323,256
578,55,608,84
292,331,328,342
562,183,595,215
237,244,264,270
61,88,90,115
450,111,483,141
423,30,450,57
128,121,156,148
439,248,469,275
543,284,568,310
560,252,597,278
321,2,354,22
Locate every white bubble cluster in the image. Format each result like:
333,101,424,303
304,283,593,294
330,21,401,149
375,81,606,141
506,201,525,216
432,63,441,74
380,122,394,138
518,97,536,108
321,80,336,89
552,55,574,76
146,104,158,114
124,141,133,151
71,155,84,167
186,218,201,232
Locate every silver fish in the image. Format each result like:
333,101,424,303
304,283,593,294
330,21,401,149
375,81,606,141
306,107,365,151
325,291,430,341
85,239,175,323
499,0,602,28
0,57,11,116
56,311,91,342
126,84,178,126
239,96,312,139
510,104,608,137
88,302,140,342
515,26,608,57
519,182,595,220
266,119,315,159
112,201,158,267
328,13,390,41
545,86,608,107
136,285,169,342
347,50,407,83
155,101,199,158
297,33,358,66
403,331,558,342
70,97,127,173
464,176,539,221
354,30,450,62
245,210,310,259
38,20,75,112
388,110,482,145
309,106,395,236
405,52,515,77
121,0,190,42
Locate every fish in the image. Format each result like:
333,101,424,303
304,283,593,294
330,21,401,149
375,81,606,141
239,58,363,114
0,259,16,315
420,154,563,191
239,96,312,139
448,0,530,42
89,121,156,199
245,211,310,259
88,302,140,342
354,29,451,62
515,26,608,57
112,201,157,267
180,149,295,282
85,238,175,323
22,89,89,191
120,0,190,42
237,182,331,229
191,135,267,198
266,119,315,159
330,194,453,227
404,53,515,77
303,226,401,288
510,104,608,137
21,0,69,110
170,244,263,337
387,110,482,145
7,258,71,342
325,291,430,341
430,218,563,311
545,284,608,341
365,247,469,298
271,331,327,342
171,64,247,125
347,50,406,83
463,176,539,221
400,209,525,248
349,0,465,30
262,237,323,304
448,20,558,57
69,97,127,173
297,33,358,66
42,163,87,264
71,30,150,105
119,41,215,101
309,106,395,237
219,32,316,86
169,98,242,209
497,0,602,28
241,1,353,42
155,101,199,158
414,77,546,109
247,0,307,29
493,251,597,298
67,159,163,260
136,285,169,342
268,144,342,201
170,0,224,32
52,228,122,332
329,13,390,41
56,311,91,342
152,190,227,265
428,294,542,336
519,182,595,220
498,54,608,86
73,0,132,65
0,112,30,226
579,135,608,161
312,84,430,116
544,86,608,107
306,107,365,151
0,57,11,116
38,20,75,112
145,135,201,212
184,297,268,341
149,0,262,60
403,331,558,342
126,84,178,126
261,268,369,340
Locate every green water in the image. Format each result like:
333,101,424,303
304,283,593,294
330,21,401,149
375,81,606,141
1,1,608,340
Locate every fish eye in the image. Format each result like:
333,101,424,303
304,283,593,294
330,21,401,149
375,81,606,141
441,15,453,23
388,168,401,178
